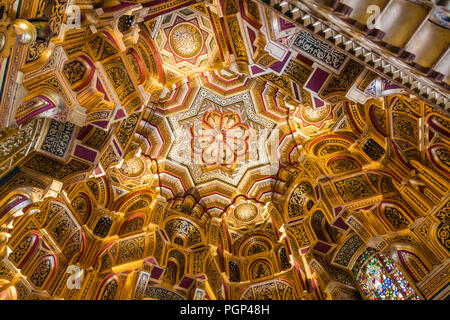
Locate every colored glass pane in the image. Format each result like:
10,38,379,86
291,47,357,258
354,252,420,300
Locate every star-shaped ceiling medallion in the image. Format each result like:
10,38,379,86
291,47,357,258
153,8,221,79
163,17,209,66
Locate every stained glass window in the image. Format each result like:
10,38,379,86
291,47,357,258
353,249,421,300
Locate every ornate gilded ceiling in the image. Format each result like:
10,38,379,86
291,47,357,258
0,0,449,301
167,79,276,188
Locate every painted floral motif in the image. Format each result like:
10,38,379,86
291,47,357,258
234,203,258,222
435,200,450,253
41,120,74,158
63,60,87,85
287,181,313,218
333,234,364,267
100,277,119,300
293,31,347,71
29,255,56,289
191,110,250,171
119,157,145,177
165,218,202,247
169,23,203,58
250,259,272,280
